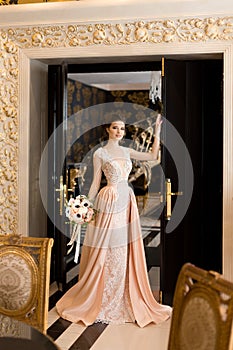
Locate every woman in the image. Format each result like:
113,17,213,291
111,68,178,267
56,115,172,327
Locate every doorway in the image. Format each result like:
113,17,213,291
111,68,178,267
47,61,164,294
39,54,222,303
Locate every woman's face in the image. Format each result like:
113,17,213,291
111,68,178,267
106,121,125,141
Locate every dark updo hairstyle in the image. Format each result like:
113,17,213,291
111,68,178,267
99,115,127,144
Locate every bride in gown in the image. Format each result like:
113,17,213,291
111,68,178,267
56,115,172,327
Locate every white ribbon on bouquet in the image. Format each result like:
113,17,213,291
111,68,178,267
67,223,81,263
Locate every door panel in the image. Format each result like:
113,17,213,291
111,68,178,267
161,59,223,305
47,64,73,289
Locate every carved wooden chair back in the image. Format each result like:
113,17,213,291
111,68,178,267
168,263,233,350
0,234,53,334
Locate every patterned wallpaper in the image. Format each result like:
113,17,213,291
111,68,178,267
66,78,162,195
66,78,156,164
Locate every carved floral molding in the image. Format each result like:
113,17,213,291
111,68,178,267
2,17,233,48
0,16,232,233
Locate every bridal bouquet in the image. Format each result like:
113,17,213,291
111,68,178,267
65,195,95,263
65,195,95,225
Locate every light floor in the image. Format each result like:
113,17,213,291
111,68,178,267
47,266,171,350
48,307,171,350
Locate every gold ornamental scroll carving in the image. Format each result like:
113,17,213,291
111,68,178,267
1,17,233,48
0,0,76,4
0,16,232,234
0,36,18,234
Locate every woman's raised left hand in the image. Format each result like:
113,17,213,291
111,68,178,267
154,114,163,137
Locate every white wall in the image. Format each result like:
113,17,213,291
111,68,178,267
0,0,233,26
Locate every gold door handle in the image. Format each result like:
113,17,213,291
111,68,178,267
165,178,183,220
55,175,64,216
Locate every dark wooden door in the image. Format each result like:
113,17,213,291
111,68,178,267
161,59,223,305
47,64,73,290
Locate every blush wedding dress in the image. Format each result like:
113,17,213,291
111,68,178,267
56,146,172,327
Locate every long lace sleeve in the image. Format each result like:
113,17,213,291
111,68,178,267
88,149,102,203
129,143,160,161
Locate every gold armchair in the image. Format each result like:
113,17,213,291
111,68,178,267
0,234,53,334
168,263,233,350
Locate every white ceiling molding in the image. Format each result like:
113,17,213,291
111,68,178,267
68,71,161,91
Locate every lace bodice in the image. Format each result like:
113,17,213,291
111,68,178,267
88,147,132,201
101,148,132,184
